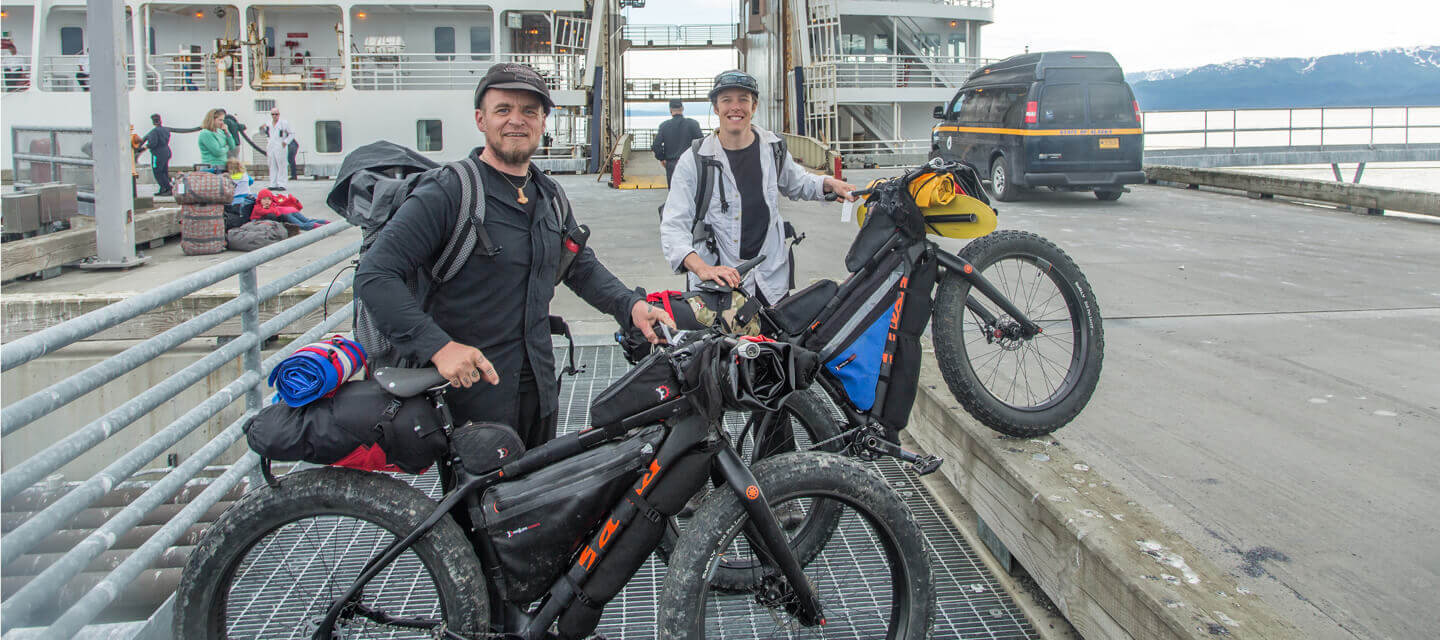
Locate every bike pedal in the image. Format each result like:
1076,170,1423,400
912,455,943,476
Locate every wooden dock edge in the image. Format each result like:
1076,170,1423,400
905,353,1303,640
2,207,183,279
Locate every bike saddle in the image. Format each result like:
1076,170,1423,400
373,366,447,398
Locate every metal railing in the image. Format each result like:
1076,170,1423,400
622,24,737,48
833,138,930,167
3,55,32,91
0,223,360,636
38,55,136,92
824,55,987,89
624,76,710,102
9,125,99,198
781,132,842,173
254,55,345,90
629,129,657,152
860,0,993,5
350,52,583,91
141,52,237,92
1141,106,1440,150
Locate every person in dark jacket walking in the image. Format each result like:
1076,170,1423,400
355,63,675,448
141,114,174,196
653,98,704,187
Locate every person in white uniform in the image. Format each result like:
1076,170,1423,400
259,107,294,190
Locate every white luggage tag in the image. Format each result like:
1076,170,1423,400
840,198,858,223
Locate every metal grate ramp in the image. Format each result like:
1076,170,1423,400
244,344,1039,639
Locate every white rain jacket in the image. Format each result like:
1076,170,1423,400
660,126,826,303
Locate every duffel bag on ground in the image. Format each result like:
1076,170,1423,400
226,219,287,251
180,204,226,255
175,171,236,204
243,378,447,474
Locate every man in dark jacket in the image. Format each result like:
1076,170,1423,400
356,63,674,448
653,99,704,187
141,114,174,196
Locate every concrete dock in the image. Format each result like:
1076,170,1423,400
4,170,1439,639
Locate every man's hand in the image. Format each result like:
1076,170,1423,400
431,341,500,388
823,176,859,202
631,300,678,344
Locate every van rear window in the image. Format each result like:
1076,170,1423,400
1038,84,1085,128
1089,84,1135,126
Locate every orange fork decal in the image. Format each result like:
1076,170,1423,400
637,459,661,495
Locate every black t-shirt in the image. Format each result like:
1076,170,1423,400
724,138,771,260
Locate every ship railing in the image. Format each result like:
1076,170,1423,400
630,129,657,151
0,223,360,637
3,54,33,92
622,24,738,48
623,76,711,102
349,52,584,92
9,125,100,198
832,138,930,167
144,52,233,92
254,55,345,90
860,0,994,7
821,54,986,89
37,55,137,92
1141,106,1440,150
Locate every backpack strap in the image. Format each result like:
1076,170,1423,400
689,139,723,255
434,155,500,283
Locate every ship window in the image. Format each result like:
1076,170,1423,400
60,27,84,55
435,27,455,61
264,27,275,57
417,120,443,152
149,27,157,55
470,26,491,59
315,121,342,153
841,34,865,56
873,34,891,55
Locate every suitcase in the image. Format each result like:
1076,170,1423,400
180,203,226,255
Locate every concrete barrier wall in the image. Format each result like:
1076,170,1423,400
780,133,840,173
906,355,1302,639
1145,165,1440,217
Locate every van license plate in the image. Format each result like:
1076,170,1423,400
1099,138,1119,149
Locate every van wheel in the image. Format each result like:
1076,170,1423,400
1095,189,1123,201
989,156,1017,202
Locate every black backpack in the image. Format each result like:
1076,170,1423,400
329,141,583,368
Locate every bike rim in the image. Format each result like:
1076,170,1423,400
214,513,447,639
962,253,1086,412
691,491,917,639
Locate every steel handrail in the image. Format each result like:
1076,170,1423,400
0,220,362,634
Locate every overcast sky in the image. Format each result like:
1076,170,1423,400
624,0,1438,74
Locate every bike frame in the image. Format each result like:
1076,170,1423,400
309,360,825,639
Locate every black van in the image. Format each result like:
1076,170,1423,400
931,51,1145,201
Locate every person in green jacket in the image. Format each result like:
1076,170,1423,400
198,108,235,169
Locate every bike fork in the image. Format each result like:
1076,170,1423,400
935,250,1043,338
714,445,826,627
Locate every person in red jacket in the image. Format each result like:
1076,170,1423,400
251,188,329,229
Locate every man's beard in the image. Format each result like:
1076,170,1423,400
494,136,540,166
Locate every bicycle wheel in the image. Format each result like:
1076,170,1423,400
933,229,1105,437
658,452,934,639
174,467,488,639
654,391,845,593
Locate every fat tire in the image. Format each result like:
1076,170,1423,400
989,155,1018,202
174,467,488,639
932,230,1104,437
654,391,844,592
657,452,934,639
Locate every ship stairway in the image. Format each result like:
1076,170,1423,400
840,104,903,153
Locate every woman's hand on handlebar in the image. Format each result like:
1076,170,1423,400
823,176,859,202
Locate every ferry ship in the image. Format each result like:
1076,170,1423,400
0,0,995,175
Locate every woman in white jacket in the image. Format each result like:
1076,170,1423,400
660,70,856,305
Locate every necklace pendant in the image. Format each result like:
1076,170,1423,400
516,187,528,205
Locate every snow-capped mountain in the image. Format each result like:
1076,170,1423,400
1124,46,1440,110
